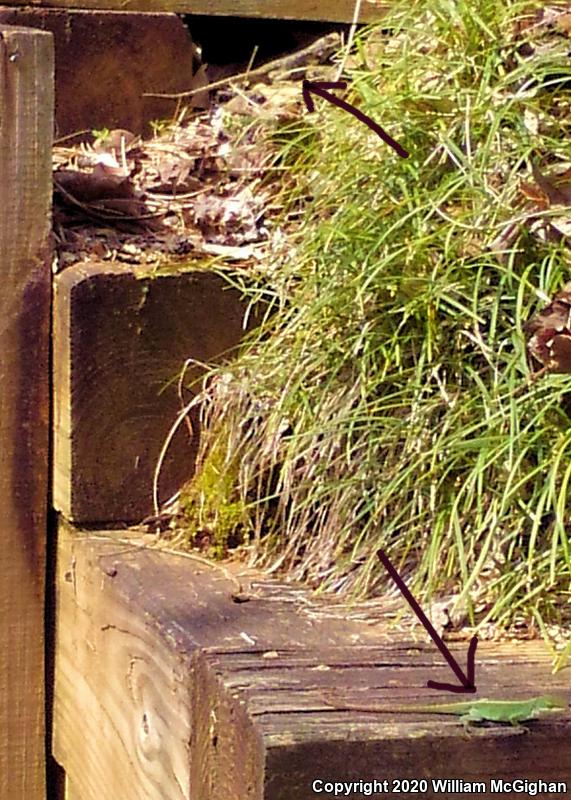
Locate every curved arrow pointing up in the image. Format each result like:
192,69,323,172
302,80,409,159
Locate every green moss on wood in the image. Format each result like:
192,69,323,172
179,427,246,558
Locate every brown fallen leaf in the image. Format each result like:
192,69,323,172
531,162,571,206
525,283,571,372
54,168,163,229
519,179,550,209
54,169,137,203
556,11,571,35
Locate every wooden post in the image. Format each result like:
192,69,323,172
0,25,53,800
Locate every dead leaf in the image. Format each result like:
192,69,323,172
54,169,137,203
525,282,571,372
531,162,571,206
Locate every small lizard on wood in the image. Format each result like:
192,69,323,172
322,694,568,726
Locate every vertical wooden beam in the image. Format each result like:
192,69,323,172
0,25,53,800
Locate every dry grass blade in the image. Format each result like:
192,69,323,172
171,0,571,652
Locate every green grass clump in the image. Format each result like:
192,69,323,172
179,0,571,632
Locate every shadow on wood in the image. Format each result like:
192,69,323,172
0,24,53,800
53,262,256,524
0,8,200,137
53,522,571,800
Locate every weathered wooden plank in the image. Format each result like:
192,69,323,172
0,0,389,23
64,779,82,800
0,24,53,800
202,648,571,799
54,587,193,800
54,522,571,800
53,262,253,523
0,8,200,137
54,523,198,800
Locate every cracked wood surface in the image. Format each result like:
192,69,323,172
54,522,570,800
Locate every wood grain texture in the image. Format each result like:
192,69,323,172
209,649,571,799
192,654,262,800
54,523,571,800
0,0,389,22
0,24,53,800
0,9,200,138
64,779,82,800
53,262,252,523
54,522,193,800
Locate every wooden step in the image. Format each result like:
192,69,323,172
53,521,571,800
0,7,200,138
53,262,254,524
0,0,390,24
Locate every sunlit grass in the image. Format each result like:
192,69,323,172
179,0,571,637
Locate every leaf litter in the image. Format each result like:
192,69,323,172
52,31,340,272
53,9,571,657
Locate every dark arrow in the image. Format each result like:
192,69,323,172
377,549,477,693
302,80,409,159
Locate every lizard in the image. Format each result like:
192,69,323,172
321,694,568,726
